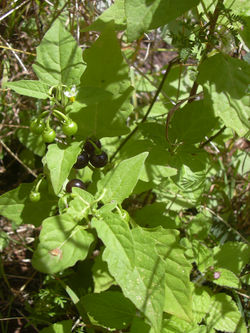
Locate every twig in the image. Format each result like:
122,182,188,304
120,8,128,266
165,92,203,142
0,124,29,129
16,309,39,333
0,45,36,56
0,139,37,178
110,57,179,162
0,0,30,22
0,36,28,73
200,126,226,148
0,317,24,321
188,0,225,101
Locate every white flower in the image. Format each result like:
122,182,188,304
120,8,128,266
64,85,78,101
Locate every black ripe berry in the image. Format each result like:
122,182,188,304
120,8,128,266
73,151,89,169
66,179,86,193
90,151,108,168
84,139,101,155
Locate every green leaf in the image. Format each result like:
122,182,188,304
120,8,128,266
197,53,250,99
125,0,200,41
129,317,151,333
32,213,95,273
0,182,56,226
70,24,132,138
92,213,166,333
192,241,213,272
82,291,136,329
171,148,208,194
168,99,218,145
97,152,148,204
205,85,250,137
0,231,9,252
162,314,205,333
211,268,241,289
44,142,82,195
17,127,46,156
84,0,126,32
67,187,94,221
213,241,250,275
239,16,250,48
224,0,250,15
92,249,116,293
186,213,212,240
164,247,193,322
4,80,50,99
33,19,85,86
39,320,72,333
192,287,212,324
206,293,247,333
133,203,177,228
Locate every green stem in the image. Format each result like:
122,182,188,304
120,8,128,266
52,109,69,122
34,175,45,192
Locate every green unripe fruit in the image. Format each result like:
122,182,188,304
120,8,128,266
42,128,56,143
29,191,41,202
62,119,78,136
30,120,45,134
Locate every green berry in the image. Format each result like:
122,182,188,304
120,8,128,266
62,119,78,136
42,128,56,143
30,120,45,134
29,191,41,202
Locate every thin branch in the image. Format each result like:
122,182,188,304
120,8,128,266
0,139,37,178
0,45,36,56
188,0,224,101
200,126,226,148
110,57,179,162
0,36,28,73
165,92,203,142
0,0,30,22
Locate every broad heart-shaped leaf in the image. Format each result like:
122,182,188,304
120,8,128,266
163,247,193,322
205,293,247,333
39,320,72,333
32,213,95,274
70,24,132,138
197,53,250,99
125,0,200,41
33,19,85,86
92,213,166,333
84,0,126,32
43,142,82,195
145,227,194,323
205,84,250,137
168,99,218,145
82,291,136,330
96,152,148,204
4,80,50,99
0,182,56,227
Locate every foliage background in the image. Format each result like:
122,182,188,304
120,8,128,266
0,0,249,332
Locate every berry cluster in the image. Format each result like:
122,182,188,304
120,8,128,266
73,139,108,169
30,110,78,143
65,138,108,193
